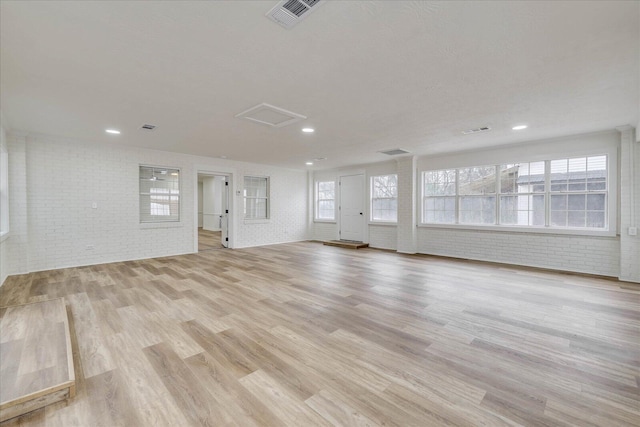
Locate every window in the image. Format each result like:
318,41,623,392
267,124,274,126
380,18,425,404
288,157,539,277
0,143,8,237
244,176,269,219
315,181,335,220
140,166,180,223
499,162,545,226
458,166,496,225
549,156,607,228
371,174,398,222
421,154,609,232
423,169,456,223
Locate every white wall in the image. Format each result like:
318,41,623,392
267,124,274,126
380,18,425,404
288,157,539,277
312,129,637,281
415,130,624,277
2,132,309,279
197,181,203,228
311,161,399,250
0,124,8,285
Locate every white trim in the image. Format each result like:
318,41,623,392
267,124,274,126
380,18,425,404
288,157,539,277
195,164,237,251
418,223,616,237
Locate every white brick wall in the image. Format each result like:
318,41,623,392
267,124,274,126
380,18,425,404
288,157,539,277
618,126,640,282
418,228,620,277
313,222,337,241
396,156,417,253
3,133,308,278
369,224,397,250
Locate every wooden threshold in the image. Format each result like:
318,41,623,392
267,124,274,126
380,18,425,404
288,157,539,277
323,240,369,249
0,298,76,422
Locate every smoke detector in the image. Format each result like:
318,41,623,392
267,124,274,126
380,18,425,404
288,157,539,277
266,0,326,29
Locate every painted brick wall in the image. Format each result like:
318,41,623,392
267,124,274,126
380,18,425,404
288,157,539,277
3,133,308,277
369,224,397,250
313,222,337,242
418,228,620,277
619,127,640,282
234,163,308,248
396,156,417,253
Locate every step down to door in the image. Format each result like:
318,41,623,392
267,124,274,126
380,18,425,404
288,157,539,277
0,298,76,422
323,240,369,249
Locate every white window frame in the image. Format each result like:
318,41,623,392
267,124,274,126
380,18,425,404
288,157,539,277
140,165,181,224
370,174,398,223
244,176,269,220
420,153,615,236
315,180,336,222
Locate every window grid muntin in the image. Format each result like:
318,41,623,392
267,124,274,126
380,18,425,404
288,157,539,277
371,174,398,222
244,176,269,219
140,166,180,223
421,154,608,231
315,181,335,220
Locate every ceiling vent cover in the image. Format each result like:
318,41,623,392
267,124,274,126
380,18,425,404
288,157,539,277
235,103,307,128
266,0,325,29
140,124,157,131
379,149,411,156
462,126,491,135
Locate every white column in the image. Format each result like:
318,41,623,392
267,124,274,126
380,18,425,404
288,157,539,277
396,155,417,254
618,125,639,283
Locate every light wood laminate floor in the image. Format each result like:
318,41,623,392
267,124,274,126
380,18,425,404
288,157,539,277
0,242,638,426
198,228,224,252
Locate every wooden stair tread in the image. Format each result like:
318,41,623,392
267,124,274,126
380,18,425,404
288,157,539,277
0,298,76,422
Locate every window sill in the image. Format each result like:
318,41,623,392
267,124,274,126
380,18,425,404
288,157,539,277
314,220,336,224
0,230,9,243
369,222,397,226
244,219,270,224
140,222,183,230
418,223,616,237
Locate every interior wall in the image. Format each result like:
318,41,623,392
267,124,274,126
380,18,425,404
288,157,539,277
2,132,309,278
202,176,223,231
311,129,636,280
0,124,8,285
312,161,398,249
197,181,203,228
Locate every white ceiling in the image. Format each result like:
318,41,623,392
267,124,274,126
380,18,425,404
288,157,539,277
1,1,638,170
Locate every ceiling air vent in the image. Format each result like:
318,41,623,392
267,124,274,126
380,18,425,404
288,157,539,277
379,149,411,156
462,126,491,135
140,124,157,131
266,0,326,29
235,103,306,128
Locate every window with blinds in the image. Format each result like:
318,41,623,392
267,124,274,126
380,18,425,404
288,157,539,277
139,166,180,223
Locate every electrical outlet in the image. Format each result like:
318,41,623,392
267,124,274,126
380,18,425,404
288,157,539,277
92,202,98,209
629,227,638,236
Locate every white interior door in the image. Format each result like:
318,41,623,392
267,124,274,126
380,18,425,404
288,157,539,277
221,180,229,248
340,174,365,242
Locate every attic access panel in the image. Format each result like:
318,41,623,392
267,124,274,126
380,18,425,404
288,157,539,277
235,103,307,128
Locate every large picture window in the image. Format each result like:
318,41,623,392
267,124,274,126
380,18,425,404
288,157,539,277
370,174,398,222
315,181,335,220
421,154,609,232
140,166,180,223
244,176,269,219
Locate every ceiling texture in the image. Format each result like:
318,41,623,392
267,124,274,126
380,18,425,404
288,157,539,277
1,1,638,170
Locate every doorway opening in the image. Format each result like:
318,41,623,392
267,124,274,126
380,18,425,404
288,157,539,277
197,172,231,252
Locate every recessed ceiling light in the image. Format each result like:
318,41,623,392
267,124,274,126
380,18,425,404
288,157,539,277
305,161,313,165
105,129,120,134
512,125,528,130
302,128,315,133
